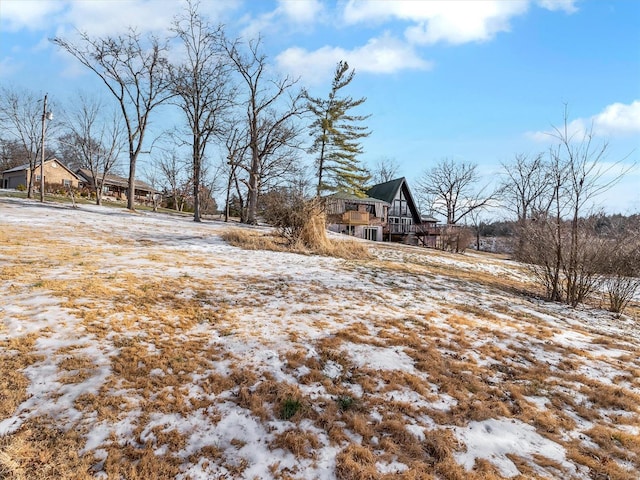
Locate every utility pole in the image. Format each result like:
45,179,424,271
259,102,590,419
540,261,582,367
40,94,53,202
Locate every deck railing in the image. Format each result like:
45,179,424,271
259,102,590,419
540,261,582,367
388,208,409,217
342,211,370,225
387,223,415,234
386,223,462,235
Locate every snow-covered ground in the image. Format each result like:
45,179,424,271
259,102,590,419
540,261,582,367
1,196,638,479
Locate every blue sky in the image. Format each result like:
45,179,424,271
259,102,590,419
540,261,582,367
1,0,639,215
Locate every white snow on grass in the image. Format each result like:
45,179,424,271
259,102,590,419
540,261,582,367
343,342,416,372
454,418,574,477
1,196,639,479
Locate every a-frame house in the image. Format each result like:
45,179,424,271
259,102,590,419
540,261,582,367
366,177,437,243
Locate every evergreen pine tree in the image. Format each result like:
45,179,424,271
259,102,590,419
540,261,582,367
307,61,371,196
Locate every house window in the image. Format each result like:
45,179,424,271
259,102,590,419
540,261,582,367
35,175,41,181
364,228,378,241
344,225,355,236
63,179,71,187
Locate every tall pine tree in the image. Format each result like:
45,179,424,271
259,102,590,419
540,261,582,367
307,61,371,197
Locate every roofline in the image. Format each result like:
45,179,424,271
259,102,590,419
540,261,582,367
76,168,157,192
1,158,80,180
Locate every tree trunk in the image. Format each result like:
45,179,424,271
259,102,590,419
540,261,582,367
27,169,34,198
316,135,326,196
127,154,136,210
224,168,234,222
233,175,245,223
193,139,201,222
246,139,260,224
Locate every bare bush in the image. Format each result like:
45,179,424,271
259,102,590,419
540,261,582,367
439,226,473,253
261,190,327,248
518,217,608,306
601,226,640,315
511,106,633,308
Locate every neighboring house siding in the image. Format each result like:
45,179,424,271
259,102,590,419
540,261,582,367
3,171,27,189
388,188,414,234
1,159,80,191
324,193,389,242
327,223,383,241
76,168,157,203
36,160,80,189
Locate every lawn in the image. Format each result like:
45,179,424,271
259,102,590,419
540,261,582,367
1,196,638,479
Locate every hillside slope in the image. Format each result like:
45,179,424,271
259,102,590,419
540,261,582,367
1,197,638,480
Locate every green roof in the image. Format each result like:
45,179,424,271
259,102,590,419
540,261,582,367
366,177,422,224
365,178,405,204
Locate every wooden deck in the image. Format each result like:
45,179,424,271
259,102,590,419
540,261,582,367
342,211,370,225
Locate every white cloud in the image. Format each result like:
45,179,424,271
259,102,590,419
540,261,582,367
239,11,277,41
528,101,640,141
240,0,324,40
343,0,577,45
276,34,432,85
0,0,66,32
277,0,324,24
61,0,178,37
592,101,640,136
536,0,578,13
405,2,528,45
2,0,239,37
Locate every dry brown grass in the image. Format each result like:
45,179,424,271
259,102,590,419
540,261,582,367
271,428,320,458
0,417,93,480
583,383,640,412
3,200,640,479
0,336,42,419
335,444,379,480
220,227,372,260
566,443,639,480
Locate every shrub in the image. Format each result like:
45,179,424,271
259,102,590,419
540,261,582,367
439,226,473,253
280,397,302,420
336,395,356,411
600,227,640,316
261,189,330,250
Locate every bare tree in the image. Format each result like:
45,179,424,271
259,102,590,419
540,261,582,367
0,87,53,197
518,106,634,306
171,1,234,222
224,36,306,224
52,30,173,210
466,209,491,252
603,225,640,316
222,122,249,222
61,94,124,205
500,153,551,222
0,138,31,172
500,153,551,253
551,107,630,305
141,164,163,212
370,156,401,185
159,150,191,211
416,158,500,225
198,165,221,216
